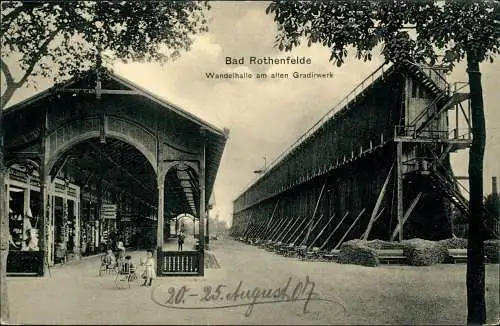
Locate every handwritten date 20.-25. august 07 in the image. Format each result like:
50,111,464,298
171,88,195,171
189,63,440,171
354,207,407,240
151,276,345,317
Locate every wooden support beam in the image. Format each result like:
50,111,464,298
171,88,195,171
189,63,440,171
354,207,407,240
303,181,327,245
265,200,280,236
390,192,423,241
265,217,283,240
361,208,385,240
250,219,268,238
363,163,394,240
242,211,254,237
333,208,366,250
279,216,304,242
276,216,299,242
58,88,139,96
291,219,310,245
269,217,288,240
300,214,324,246
307,214,336,250
198,132,206,270
319,211,350,251
286,217,308,244
273,217,294,241
247,212,266,238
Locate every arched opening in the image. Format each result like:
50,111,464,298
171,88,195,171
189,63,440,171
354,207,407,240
172,213,196,236
164,163,200,247
47,137,157,264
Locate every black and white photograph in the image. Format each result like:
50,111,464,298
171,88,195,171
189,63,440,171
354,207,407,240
0,1,499,325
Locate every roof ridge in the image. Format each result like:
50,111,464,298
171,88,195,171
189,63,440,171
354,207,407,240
3,68,228,138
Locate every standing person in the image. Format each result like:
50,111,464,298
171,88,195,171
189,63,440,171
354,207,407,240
177,231,185,251
142,249,156,287
116,240,126,266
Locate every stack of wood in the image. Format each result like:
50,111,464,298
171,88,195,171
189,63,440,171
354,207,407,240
402,238,447,266
337,240,379,267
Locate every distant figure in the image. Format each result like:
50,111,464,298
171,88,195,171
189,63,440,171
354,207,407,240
120,255,135,278
103,249,116,267
116,241,126,262
55,242,67,264
142,250,156,287
177,231,185,251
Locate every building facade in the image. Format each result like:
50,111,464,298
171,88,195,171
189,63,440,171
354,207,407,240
232,62,472,249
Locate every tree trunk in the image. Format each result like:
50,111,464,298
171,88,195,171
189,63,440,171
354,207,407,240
0,77,20,324
466,55,486,325
0,112,9,323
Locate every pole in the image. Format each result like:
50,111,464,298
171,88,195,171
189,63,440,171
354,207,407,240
279,216,303,243
300,214,325,246
307,214,336,251
333,209,366,250
284,217,307,244
319,212,350,251
363,164,393,240
265,200,280,236
303,181,327,245
272,217,294,242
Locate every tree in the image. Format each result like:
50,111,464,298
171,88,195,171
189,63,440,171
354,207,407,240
266,0,499,324
484,192,500,238
0,1,210,322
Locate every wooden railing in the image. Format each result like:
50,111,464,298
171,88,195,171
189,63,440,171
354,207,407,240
157,251,203,276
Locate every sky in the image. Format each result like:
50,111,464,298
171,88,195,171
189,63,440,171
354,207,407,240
3,2,500,226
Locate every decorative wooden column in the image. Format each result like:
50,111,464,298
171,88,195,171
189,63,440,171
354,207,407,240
40,171,50,274
74,195,80,257
396,141,404,241
157,183,164,251
199,130,206,254
206,209,209,246
40,107,50,274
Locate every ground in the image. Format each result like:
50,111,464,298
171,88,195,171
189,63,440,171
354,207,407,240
6,236,500,325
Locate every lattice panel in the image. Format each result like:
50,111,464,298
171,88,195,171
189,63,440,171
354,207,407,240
48,117,100,159
107,117,157,163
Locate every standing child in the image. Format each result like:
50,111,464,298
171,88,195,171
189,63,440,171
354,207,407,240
142,249,156,287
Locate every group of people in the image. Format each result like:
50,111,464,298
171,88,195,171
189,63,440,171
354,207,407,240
100,231,187,287
102,241,156,287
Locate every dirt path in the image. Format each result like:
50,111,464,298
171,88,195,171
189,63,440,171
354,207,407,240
6,238,499,324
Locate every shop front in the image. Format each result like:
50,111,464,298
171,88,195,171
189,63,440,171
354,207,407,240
6,164,80,275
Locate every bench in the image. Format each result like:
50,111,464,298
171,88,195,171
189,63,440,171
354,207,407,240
448,249,467,263
447,249,489,263
295,245,308,259
322,249,340,262
283,243,296,257
377,249,406,264
272,241,283,252
259,240,272,249
302,247,321,261
265,241,276,251
276,243,289,255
